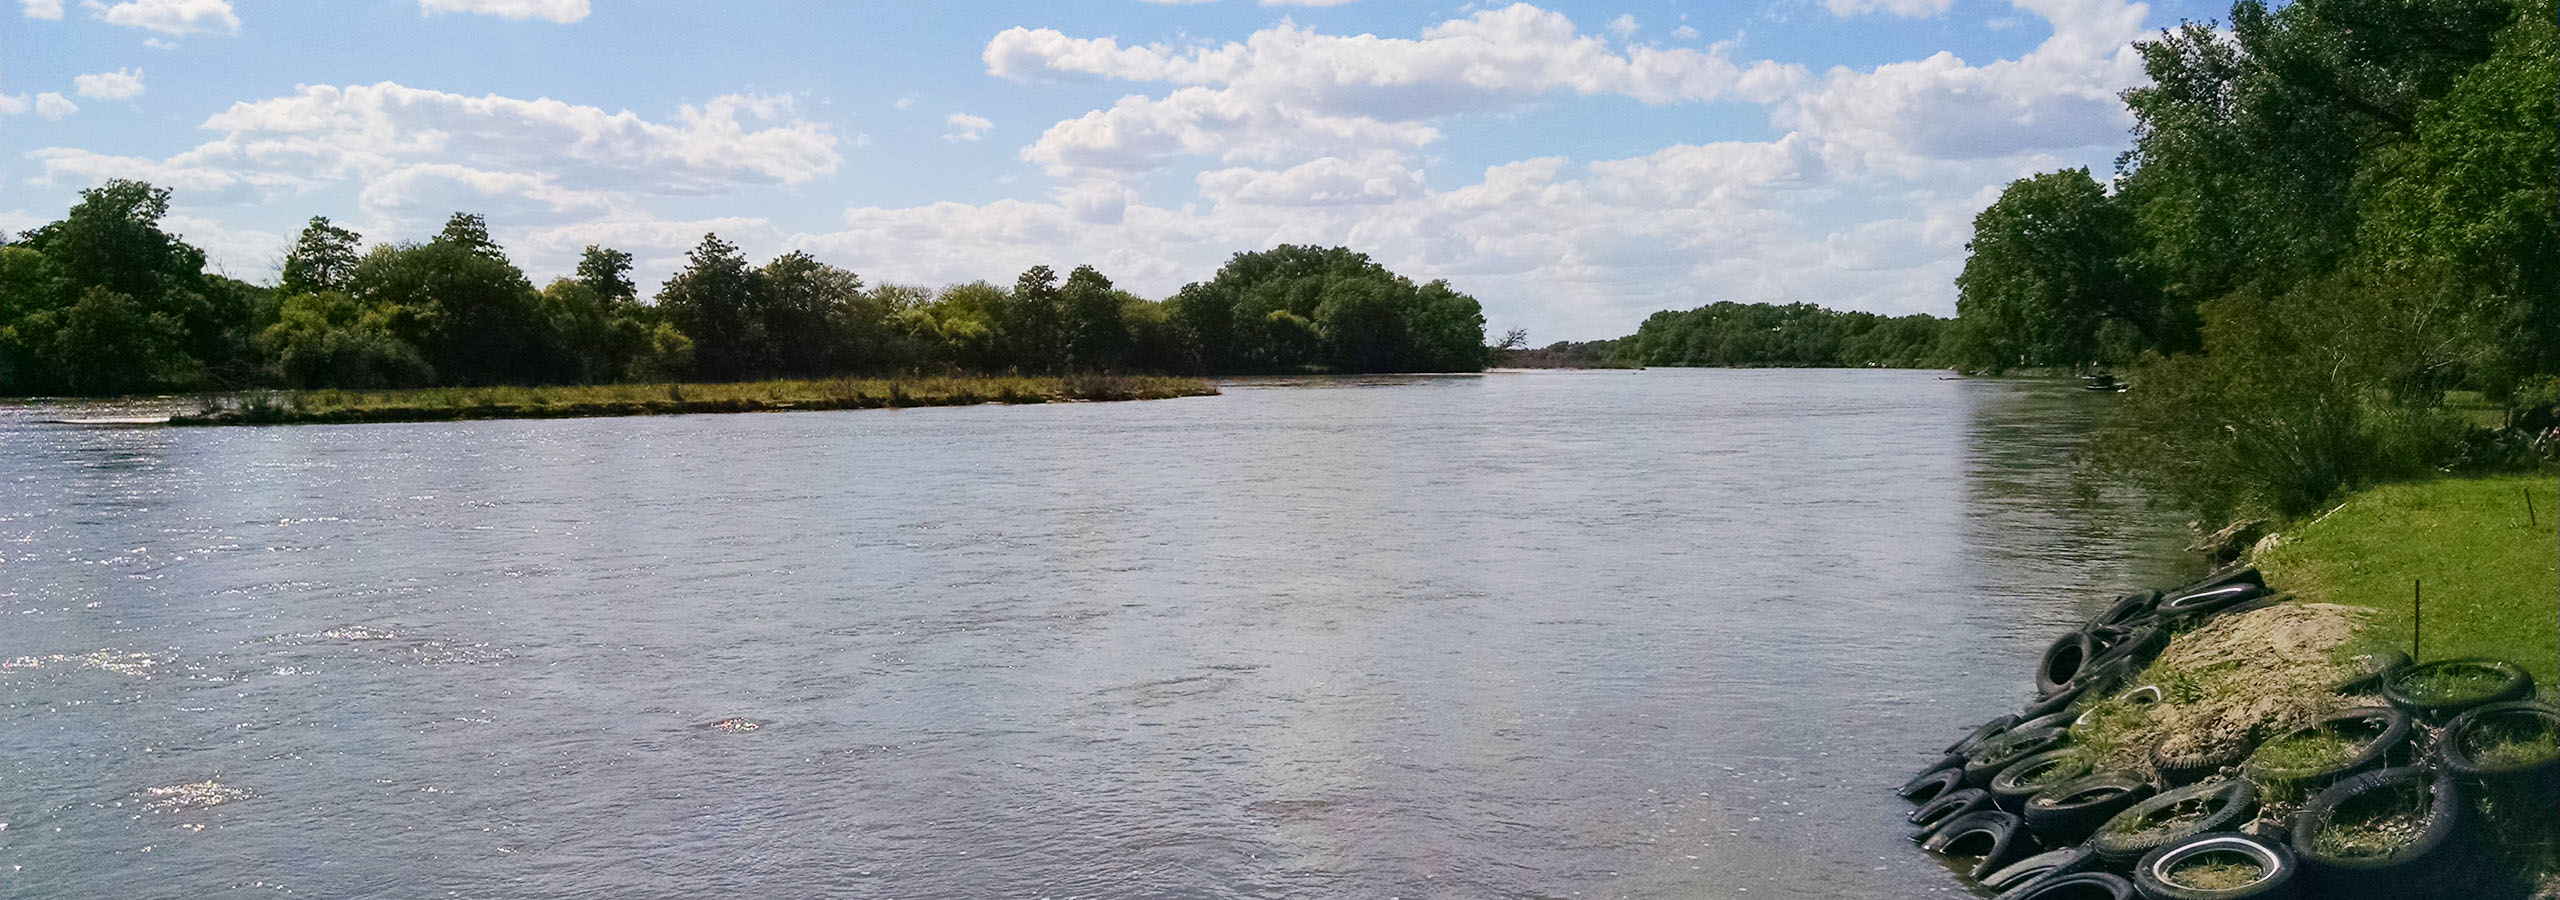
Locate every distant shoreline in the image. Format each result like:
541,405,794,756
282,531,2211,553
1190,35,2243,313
165,374,1217,426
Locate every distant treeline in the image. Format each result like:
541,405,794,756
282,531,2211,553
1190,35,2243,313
0,183,1490,396
1498,302,1949,370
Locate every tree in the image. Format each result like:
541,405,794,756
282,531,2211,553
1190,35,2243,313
434,212,502,258
346,225,547,385
48,286,195,395
1003,264,1066,371
1952,169,2144,373
1059,264,1130,371
758,251,862,375
655,233,763,380
574,245,637,304
278,216,362,296
14,179,236,377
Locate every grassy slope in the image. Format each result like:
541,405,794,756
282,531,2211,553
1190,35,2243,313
2257,472,2560,692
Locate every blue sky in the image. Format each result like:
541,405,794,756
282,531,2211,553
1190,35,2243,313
4,0,2229,340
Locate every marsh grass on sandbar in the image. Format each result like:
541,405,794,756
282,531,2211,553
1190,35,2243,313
171,374,1217,425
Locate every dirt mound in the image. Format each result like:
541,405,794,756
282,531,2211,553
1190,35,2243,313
2077,602,2377,770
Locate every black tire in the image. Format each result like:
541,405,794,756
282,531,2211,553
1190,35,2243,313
1899,751,1968,797
1992,748,2097,811
2132,832,2299,900
2242,706,2413,792
2289,767,2469,900
1968,727,2072,788
1985,845,2100,895
2150,734,2254,787
2153,583,2267,622
2379,658,2535,721
2089,625,2168,670
1910,786,1994,837
1999,871,2137,900
2024,771,2156,847
2030,658,2134,721
1899,765,1966,803
2437,701,2559,801
2170,564,2265,597
1950,713,2025,755
2014,710,2079,735
2208,593,2288,620
2040,629,2101,697
1921,809,2041,879
2091,590,2163,630
2327,649,2408,695
2090,779,2259,869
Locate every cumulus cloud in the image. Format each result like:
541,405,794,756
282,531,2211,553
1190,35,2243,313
89,0,239,36
418,0,589,23
35,92,78,118
1775,0,2147,173
989,5,1803,179
73,67,146,100
22,0,62,19
0,94,27,115
185,82,841,191
943,112,993,142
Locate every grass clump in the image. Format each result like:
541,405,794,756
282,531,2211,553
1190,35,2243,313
2252,719,2382,773
2390,662,2517,705
2169,851,2272,890
2256,475,2559,692
2309,782,2434,859
2109,794,2222,841
2463,715,2558,768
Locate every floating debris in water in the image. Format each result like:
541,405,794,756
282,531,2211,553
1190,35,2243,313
705,717,761,732
141,781,249,812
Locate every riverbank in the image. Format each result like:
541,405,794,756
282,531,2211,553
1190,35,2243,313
1899,472,2558,898
2257,473,2560,689
167,374,1218,426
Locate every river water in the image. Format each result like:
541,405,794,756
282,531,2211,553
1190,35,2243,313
2,370,2194,899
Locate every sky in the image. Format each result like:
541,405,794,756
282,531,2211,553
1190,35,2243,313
2,0,2231,341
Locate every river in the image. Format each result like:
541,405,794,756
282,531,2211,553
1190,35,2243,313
1,369,2193,899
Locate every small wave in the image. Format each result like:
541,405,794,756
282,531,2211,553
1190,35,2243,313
140,780,249,812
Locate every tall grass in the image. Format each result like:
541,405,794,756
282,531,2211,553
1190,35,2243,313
173,374,1216,426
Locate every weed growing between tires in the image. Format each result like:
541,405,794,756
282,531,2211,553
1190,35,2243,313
2307,780,2434,859
2396,661,2529,707
2167,850,2271,890
2463,715,2558,768
2252,719,2383,773
2106,791,2222,842
2065,603,2374,773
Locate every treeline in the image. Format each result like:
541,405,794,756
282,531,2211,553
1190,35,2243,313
1494,303,1947,370
1952,0,2557,518
0,183,1489,396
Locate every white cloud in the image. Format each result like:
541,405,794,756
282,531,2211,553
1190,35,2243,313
1824,0,1958,17
1775,0,2147,174
943,112,993,142
418,0,589,23
34,92,78,118
1672,24,1700,39
1261,0,1361,5
1606,13,1638,41
21,0,62,19
0,94,27,115
893,96,916,110
73,67,146,100
990,6,1803,179
188,82,841,191
90,0,238,35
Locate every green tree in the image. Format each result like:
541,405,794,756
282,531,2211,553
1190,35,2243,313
655,233,765,380
758,251,862,375
278,216,363,296
574,245,637,304
1952,169,2145,372
1059,264,1130,371
346,216,547,385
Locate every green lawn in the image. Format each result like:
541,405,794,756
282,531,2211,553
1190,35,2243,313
2257,473,2560,692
